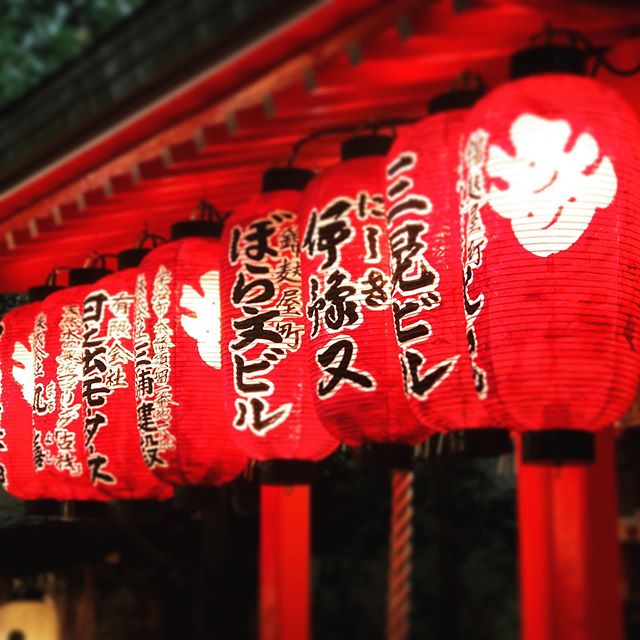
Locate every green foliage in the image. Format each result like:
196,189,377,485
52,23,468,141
312,451,518,640
0,0,143,106
0,293,28,319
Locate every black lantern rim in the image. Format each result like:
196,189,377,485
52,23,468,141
117,247,150,270
341,134,393,161
68,267,112,286
262,167,315,193
428,88,486,115
510,44,587,79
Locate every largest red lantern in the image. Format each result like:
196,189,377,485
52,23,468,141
460,50,640,452
134,211,247,485
300,135,423,447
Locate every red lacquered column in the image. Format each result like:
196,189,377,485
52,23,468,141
260,483,311,640
517,428,622,640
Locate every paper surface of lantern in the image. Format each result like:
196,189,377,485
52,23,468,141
221,186,338,461
135,237,247,485
385,109,490,432
80,269,172,499
300,137,423,446
460,74,640,430
0,303,43,498
31,286,103,500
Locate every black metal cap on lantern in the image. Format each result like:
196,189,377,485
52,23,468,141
68,267,112,286
360,443,414,473
510,44,587,79
428,88,486,115
171,219,223,240
262,167,315,193
341,135,393,161
117,247,149,270
440,428,513,458
260,460,314,485
27,285,63,303
171,199,227,240
522,429,595,464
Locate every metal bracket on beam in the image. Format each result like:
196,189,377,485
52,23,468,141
27,219,38,239
130,164,142,185
52,206,63,226
348,41,363,66
225,112,238,136
396,14,412,41
160,147,173,168
193,128,206,152
5,231,15,251
262,93,276,118
302,68,317,93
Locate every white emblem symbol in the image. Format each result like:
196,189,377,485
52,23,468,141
12,341,34,405
485,114,617,257
180,270,222,369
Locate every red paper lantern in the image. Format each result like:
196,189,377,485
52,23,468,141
460,72,640,435
221,168,338,463
31,269,113,500
385,96,492,437
135,222,248,485
300,136,423,446
79,260,173,499
0,302,42,498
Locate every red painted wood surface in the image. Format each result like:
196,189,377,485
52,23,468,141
517,428,623,640
260,483,311,640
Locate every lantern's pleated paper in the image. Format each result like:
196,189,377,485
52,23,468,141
460,74,640,430
385,110,491,432
32,286,102,500
299,154,424,445
0,304,41,498
135,238,247,485
80,269,173,499
221,190,338,461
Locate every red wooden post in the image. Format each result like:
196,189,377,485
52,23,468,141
517,428,623,640
260,483,310,640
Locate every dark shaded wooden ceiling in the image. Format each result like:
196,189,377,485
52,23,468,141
0,0,639,292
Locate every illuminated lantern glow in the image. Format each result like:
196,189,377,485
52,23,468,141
300,135,423,446
460,61,640,446
31,268,113,501
135,216,248,485
0,302,42,497
384,92,495,437
79,252,173,499
221,167,338,463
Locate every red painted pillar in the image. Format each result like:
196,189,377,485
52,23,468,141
517,428,623,640
260,483,311,640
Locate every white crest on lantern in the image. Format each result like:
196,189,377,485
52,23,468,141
485,113,617,257
180,270,222,369
12,340,34,405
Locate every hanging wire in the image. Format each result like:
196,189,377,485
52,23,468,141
189,198,232,224
285,116,420,167
136,229,166,248
530,22,640,77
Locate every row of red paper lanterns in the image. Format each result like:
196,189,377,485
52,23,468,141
0,69,638,500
